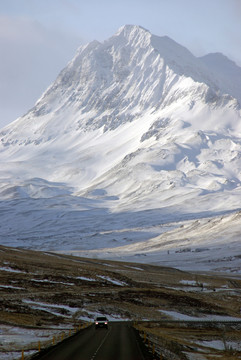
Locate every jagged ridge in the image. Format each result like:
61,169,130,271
1,25,239,142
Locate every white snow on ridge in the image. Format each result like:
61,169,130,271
0,266,25,274
0,25,240,273
23,299,79,317
0,285,23,290
159,310,241,322
97,275,127,286
76,276,96,282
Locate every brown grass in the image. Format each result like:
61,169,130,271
0,245,240,359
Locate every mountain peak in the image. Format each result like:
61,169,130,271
113,24,151,46
2,24,240,138
115,24,150,36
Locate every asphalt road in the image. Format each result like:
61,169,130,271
32,322,151,360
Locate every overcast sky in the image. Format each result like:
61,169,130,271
0,0,241,128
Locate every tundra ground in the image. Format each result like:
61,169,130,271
0,245,240,359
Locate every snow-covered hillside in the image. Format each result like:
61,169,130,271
0,25,240,272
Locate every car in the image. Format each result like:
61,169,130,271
95,316,108,329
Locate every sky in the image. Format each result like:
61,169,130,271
0,0,241,128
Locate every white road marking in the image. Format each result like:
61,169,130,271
90,328,111,360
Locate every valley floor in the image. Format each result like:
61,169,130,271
0,246,240,359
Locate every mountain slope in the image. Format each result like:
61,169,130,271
199,52,241,104
0,25,240,272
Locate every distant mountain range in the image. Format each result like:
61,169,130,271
0,25,240,272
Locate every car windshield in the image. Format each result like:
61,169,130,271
96,317,107,321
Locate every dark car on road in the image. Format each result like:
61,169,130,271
95,316,108,329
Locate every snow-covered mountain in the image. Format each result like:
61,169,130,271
0,25,241,273
199,52,241,104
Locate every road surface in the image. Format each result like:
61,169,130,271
32,322,152,360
